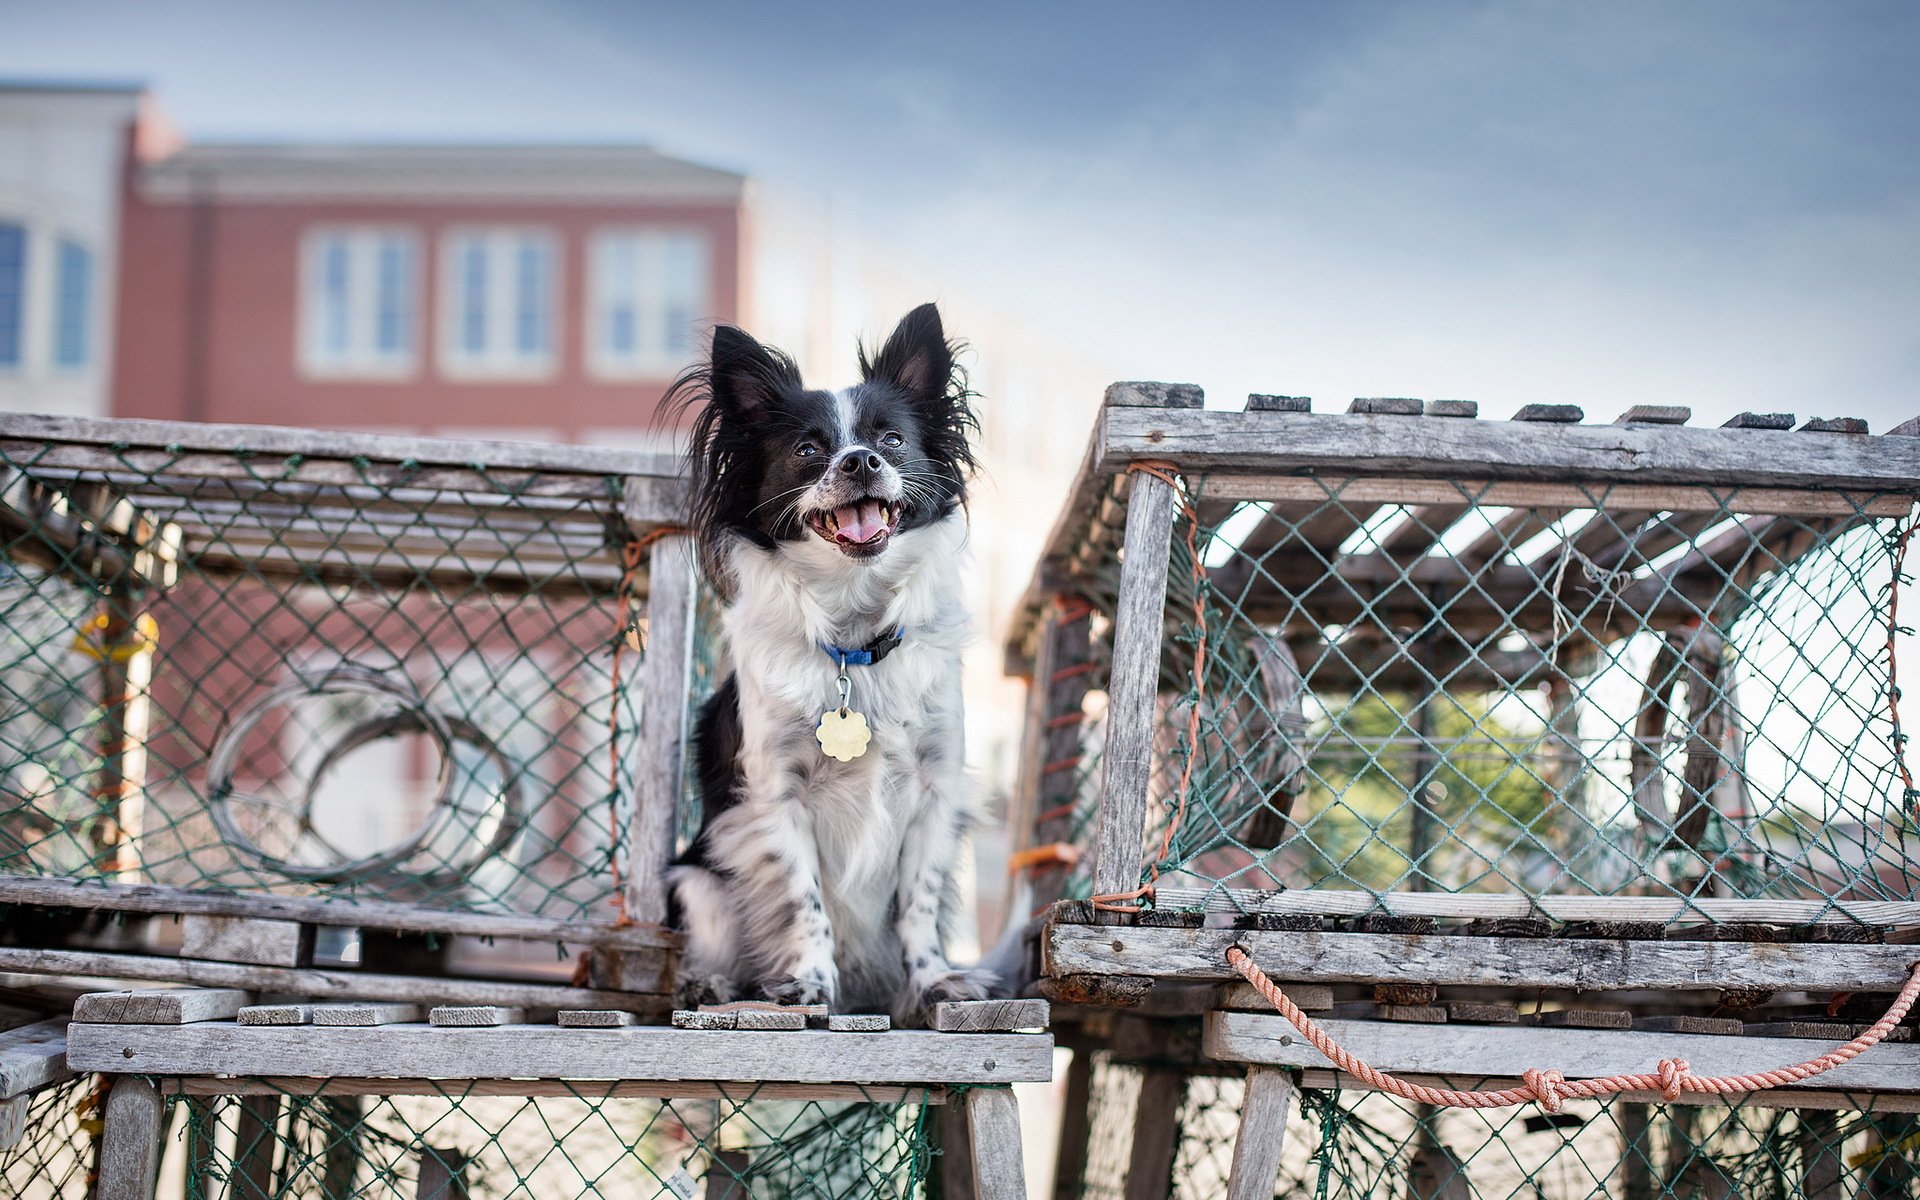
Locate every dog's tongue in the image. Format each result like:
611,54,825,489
834,500,888,544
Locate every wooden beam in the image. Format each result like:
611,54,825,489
0,874,680,952
0,1018,73,1098
1090,470,1176,924
0,947,668,1011
626,531,699,927
1225,1066,1294,1200
98,1076,164,1200
1144,887,1920,928
74,988,249,1024
1287,1069,1920,1113
179,915,314,968
1122,1065,1185,1200
1204,1011,1920,1093
1050,1049,1094,1200
964,1086,1029,1200
162,1078,947,1103
1099,408,1920,492
69,1023,1056,1085
1045,924,1920,991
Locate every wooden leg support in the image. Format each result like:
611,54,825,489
1123,1066,1187,1200
1225,1066,1295,1200
98,1077,163,1200
965,1086,1028,1200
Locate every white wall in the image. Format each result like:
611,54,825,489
0,86,139,418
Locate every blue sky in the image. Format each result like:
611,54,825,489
5,0,1917,425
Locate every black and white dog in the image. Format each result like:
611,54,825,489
664,303,995,1024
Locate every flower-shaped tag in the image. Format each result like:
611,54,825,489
815,708,872,762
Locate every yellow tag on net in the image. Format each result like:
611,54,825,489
815,708,872,762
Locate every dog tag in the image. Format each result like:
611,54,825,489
816,708,871,762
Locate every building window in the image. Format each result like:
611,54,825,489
300,227,418,377
0,223,23,369
440,228,557,379
53,239,92,369
587,229,710,378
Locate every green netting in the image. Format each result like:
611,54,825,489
0,1073,100,1199
1041,477,1919,919
1062,1055,1920,1199
0,438,700,918
157,1081,933,1200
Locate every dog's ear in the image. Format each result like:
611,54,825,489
862,303,951,404
710,325,788,415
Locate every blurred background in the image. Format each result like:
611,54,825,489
0,1,1915,1188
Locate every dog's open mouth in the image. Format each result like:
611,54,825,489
805,498,901,555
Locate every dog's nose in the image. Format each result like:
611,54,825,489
837,450,883,477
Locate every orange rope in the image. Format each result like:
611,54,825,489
1091,460,1206,913
1227,946,1920,1111
606,524,690,926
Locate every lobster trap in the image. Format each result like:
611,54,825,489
0,412,699,1004
1010,388,1920,1198
1060,1050,1920,1200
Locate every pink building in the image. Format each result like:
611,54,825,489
113,139,745,446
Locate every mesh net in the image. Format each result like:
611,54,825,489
0,435,696,918
1039,477,1920,918
1062,1055,1920,1199
157,1081,935,1200
0,1074,101,1200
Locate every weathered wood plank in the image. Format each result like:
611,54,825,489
237,1004,311,1026
964,1086,1029,1200
68,1023,1055,1084
164,1077,947,1103
1288,1069,1920,1114
74,987,250,1025
0,874,680,952
931,1000,1050,1032
672,1010,736,1030
429,1005,524,1028
180,915,314,968
1186,476,1912,517
1226,1066,1295,1200
1089,470,1176,923
0,1095,28,1152
1123,1065,1185,1200
0,947,666,1011
1046,924,1920,991
557,1010,636,1028
231,1094,281,1200
821,1014,890,1032
1098,407,1920,490
735,1010,806,1031
0,1018,72,1098
626,532,699,926
98,1075,163,1200
1144,886,1920,928
1204,1012,1920,1093
312,1003,422,1026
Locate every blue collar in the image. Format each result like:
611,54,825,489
819,627,904,668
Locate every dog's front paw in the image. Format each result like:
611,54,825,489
904,967,998,1025
677,973,739,1008
759,974,834,1008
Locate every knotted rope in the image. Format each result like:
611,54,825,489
1226,945,1920,1111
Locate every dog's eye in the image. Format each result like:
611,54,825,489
880,432,904,448
795,442,820,458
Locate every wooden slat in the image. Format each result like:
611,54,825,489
1205,1011,1920,1093
1190,478,1913,518
1226,1066,1295,1200
0,1019,73,1099
626,532,698,926
1045,924,1920,991
163,1077,948,1103
0,875,679,952
1099,408,1920,491
1090,471,1177,924
99,1076,164,1200
1289,1070,1920,1113
0,947,667,1011
930,1000,1050,1032
180,915,313,968
74,987,249,1024
1122,1066,1185,1200
963,1087,1029,1200
1145,886,1920,927
69,1023,1056,1085
312,1003,421,1026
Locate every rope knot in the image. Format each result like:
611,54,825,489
1657,1058,1692,1100
1522,1068,1567,1114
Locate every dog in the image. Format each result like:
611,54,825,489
663,303,995,1024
